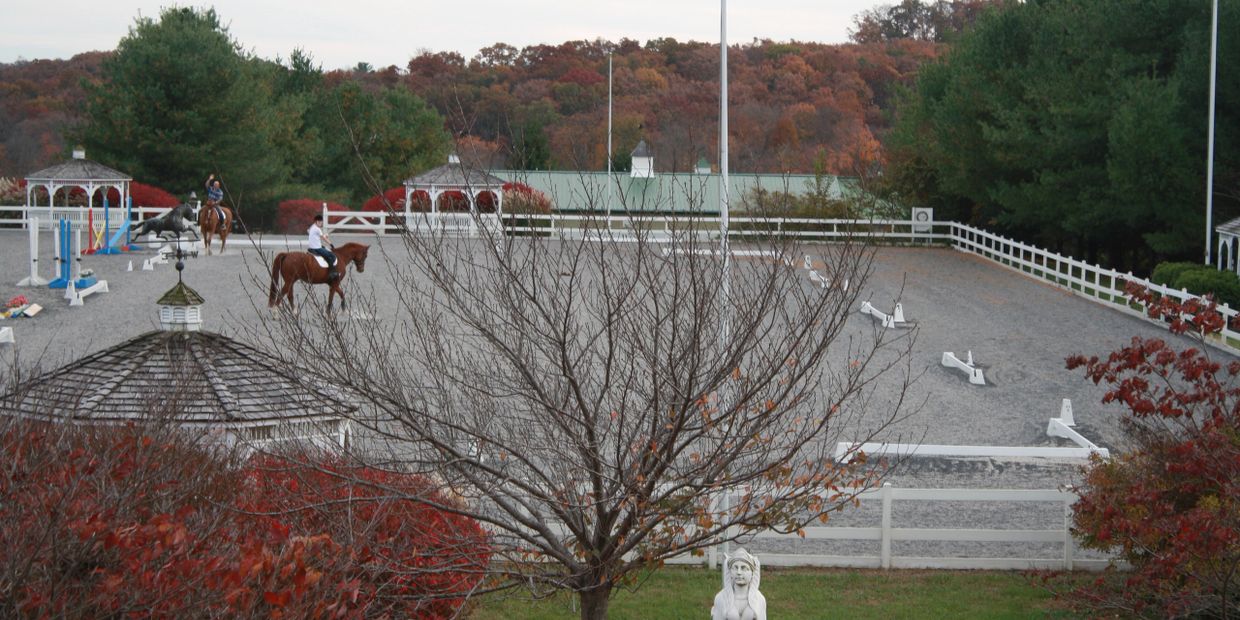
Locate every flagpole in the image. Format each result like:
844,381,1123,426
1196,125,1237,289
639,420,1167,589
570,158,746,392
1205,0,1219,266
607,52,614,222
720,0,730,316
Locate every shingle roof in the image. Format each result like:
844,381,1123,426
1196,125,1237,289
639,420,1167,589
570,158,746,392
1,330,357,424
631,140,652,158
158,281,205,306
1218,216,1240,237
26,158,131,182
404,161,506,189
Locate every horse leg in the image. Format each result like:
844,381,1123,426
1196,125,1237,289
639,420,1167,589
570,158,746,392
219,232,227,255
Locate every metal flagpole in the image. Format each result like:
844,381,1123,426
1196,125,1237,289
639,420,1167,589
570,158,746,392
720,0,730,315
1205,0,1219,266
718,0,731,564
607,53,614,222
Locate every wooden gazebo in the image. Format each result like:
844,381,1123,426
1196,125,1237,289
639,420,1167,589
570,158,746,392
402,154,506,219
24,147,131,225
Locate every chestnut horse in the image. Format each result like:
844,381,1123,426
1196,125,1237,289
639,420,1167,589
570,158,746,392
198,204,233,255
268,242,369,312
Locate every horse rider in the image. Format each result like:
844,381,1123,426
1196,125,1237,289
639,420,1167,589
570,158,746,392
205,174,226,233
308,214,339,281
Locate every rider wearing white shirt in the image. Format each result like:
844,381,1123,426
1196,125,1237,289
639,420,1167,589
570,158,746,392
308,214,338,281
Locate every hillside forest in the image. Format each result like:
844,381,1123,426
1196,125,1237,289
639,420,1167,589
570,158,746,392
0,0,1236,271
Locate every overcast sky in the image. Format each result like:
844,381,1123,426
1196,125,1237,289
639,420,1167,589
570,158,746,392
1,1,887,70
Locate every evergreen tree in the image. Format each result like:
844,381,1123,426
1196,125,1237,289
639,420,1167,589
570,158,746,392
77,7,293,212
886,0,1239,270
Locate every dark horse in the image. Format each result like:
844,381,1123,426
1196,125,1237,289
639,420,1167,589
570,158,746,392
130,203,199,241
269,242,369,312
198,204,233,255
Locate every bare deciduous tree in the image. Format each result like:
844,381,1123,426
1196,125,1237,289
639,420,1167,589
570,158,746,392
256,162,917,618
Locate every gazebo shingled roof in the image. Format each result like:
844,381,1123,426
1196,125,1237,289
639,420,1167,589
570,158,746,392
25,158,131,183
0,330,357,424
404,158,507,189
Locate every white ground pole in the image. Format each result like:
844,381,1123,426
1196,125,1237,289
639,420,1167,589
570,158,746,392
835,400,1109,461
17,216,49,286
941,351,986,385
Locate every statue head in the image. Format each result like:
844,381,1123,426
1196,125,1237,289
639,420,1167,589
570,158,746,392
730,556,754,586
724,548,760,591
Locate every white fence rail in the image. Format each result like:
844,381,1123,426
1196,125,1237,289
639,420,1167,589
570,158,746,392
617,484,1109,571
948,222,1240,354
0,204,172,230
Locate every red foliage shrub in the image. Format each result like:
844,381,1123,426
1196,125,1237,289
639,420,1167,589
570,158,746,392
438,190,470,212
242,456,491,617
275,199,350,234
361,187,407,212
105,182,181,208
0,420,490,619
502,181,552,214
360,187,434,212
1061,281,1240,617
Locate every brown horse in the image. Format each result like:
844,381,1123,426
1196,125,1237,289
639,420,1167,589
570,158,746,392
269,242,369,312
198,204,233,255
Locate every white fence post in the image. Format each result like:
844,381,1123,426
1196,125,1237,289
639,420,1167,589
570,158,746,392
880,482,893,569
1063,496,1075,570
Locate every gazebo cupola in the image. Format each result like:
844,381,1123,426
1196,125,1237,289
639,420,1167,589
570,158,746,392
157,251,203,331
158,282,204,332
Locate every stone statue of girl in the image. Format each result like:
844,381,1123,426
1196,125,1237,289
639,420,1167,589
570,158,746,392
711,548,767,620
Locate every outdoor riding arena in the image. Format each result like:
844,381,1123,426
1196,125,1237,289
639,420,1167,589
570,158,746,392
0,219,1223,570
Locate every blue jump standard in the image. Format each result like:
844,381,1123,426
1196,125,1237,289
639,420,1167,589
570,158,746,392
48,219,98,290
95,197,137,255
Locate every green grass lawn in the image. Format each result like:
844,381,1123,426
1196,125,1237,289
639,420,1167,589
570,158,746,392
468,567,1089,619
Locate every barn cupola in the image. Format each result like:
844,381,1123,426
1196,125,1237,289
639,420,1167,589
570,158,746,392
630,140,654,179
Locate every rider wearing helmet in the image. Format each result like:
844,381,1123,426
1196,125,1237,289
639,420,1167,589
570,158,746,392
308,214,338,281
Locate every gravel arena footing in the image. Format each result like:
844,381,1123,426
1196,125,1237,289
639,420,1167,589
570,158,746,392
0,229,1222,563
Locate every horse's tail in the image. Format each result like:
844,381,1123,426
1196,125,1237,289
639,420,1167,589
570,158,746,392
269,253,285,307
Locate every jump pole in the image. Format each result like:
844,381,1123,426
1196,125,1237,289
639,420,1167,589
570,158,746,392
98,197,123,255
16,216,49,286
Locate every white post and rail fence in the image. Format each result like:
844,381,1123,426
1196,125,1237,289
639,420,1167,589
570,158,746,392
4,204,1236,354
534,484,1111,571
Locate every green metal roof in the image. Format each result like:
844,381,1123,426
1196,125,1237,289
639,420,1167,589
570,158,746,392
492,170,858,214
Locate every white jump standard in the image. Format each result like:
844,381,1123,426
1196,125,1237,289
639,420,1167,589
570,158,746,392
941,350,985,385
16,216,50,287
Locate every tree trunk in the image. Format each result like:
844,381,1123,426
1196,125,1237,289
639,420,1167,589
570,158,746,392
579,583,613,620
